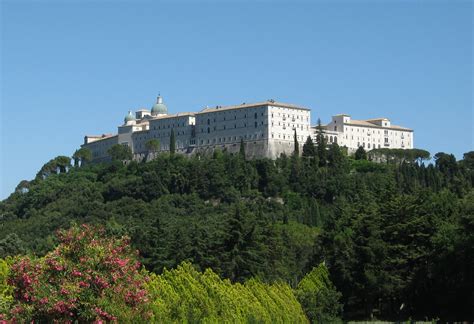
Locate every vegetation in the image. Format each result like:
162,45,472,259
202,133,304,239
145,139,161,161
147,262,307,323
108,144,133,161
5,225,151,322
0,143,472,321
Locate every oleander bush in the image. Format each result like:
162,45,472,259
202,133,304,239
4,225,151,322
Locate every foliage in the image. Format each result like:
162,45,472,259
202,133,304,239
294,129,300,156
315,119,327,167
72,147,92,167
354,146,367,160
147,262,308,323
0,258,13,316
296,262,342,323
4,225,151,322
1,148,473,321
368,148,430,164
36,156,71,179
108,144,133,161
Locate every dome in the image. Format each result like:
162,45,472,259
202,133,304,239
151,95,168,115
124,110,135,123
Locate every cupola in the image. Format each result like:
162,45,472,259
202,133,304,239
124,110,136,124
151,95,168,116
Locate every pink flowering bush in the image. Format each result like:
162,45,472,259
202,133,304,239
5,224,151,322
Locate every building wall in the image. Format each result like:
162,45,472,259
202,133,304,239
313,115,414,153
267,105,311,158
82,102,413,162
82,135,118,162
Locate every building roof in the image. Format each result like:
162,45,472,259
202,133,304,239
85,133,116,139
198,100,310,114
344,119,413,131
365,117,389,121
149,112,195,121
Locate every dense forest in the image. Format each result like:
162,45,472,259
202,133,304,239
1,137,473,321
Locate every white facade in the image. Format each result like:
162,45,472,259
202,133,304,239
313,114,414,153
82,96,413,161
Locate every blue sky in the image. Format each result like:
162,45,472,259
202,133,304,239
1,1,472,199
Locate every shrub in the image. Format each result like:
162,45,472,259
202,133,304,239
5,224,151,322
147,262,308,323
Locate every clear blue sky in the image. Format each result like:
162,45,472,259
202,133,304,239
1,1,472,199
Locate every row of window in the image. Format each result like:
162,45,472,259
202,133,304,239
199,133,265,145
341,127,410,137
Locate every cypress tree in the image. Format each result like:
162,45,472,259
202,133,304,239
316,118,327,167
239,138,246,160
293,129,299,156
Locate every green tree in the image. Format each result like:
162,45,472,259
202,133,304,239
302,136,316,159
72,148,92,167
294,129,300,156
296,263,342,323
239,138,246,160
327,143,346,169
145,139,160,161
108,144,133,161
315,119,327,167
0,234,26,258
354,146,367,160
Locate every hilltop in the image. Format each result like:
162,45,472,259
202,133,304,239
1,145,473,321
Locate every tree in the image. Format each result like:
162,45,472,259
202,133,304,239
302,136,316,159
72,148,92,167
145,139,160,161
293,129,299,156
327,143,346,169
315,119,327,167
5,225,151,322
434,152,457,176
295,263,342,323
239,138,246,160
354,146,367,160
0,234,26,258
169,129,176,155
108,144,133,161
35,156,71,179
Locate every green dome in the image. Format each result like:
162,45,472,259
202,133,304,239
124,111,135,123
151,95,168,115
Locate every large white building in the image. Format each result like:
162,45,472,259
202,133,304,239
314,114,414,154
82,96,413,161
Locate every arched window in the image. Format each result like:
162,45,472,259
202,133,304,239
334,137,338,144
330,136,333,143
207,119,210,125
207,127,210,133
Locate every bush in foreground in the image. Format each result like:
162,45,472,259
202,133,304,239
5,225,151,322
147,262,308,323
